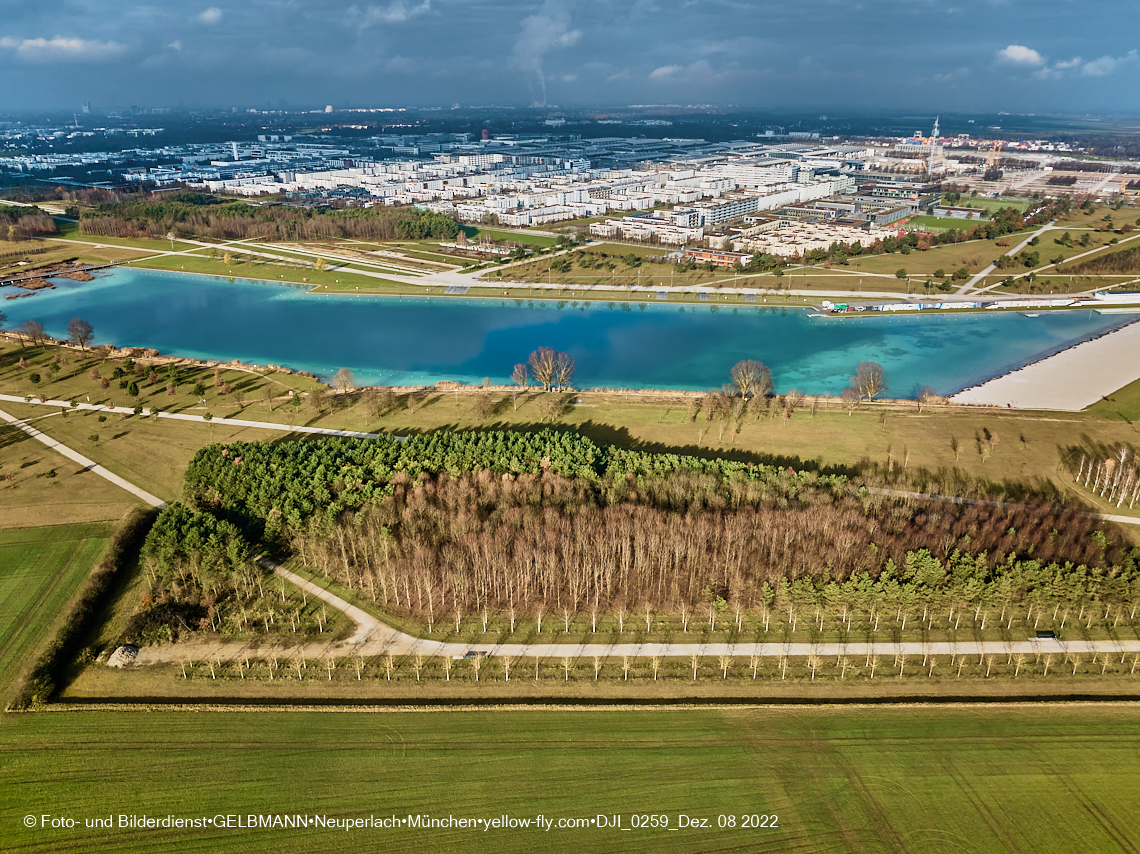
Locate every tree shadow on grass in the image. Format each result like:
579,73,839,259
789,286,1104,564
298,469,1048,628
0,425,30,452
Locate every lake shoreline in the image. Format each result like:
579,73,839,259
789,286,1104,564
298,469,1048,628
4,266,1133,402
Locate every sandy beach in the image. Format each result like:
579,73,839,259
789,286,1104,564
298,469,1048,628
950,318,1140,410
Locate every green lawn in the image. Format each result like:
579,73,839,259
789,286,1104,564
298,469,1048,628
0,523,110,697
948,195,1031,214
1086,374,1140,422
1,706,1138,853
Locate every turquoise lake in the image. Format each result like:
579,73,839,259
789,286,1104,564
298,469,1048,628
2,268,1133,397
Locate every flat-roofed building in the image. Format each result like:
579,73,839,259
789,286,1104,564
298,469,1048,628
684,248,753,267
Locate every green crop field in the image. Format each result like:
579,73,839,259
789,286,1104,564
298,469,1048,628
2,705,1138,853
0,523,110,696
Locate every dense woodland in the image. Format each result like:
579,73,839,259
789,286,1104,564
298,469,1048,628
0,207,58,241
78,193,461,242
131,431,1140,638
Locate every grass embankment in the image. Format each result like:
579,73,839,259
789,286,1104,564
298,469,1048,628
1087,374,1140,423
3,706,1139,853
0,524,111,699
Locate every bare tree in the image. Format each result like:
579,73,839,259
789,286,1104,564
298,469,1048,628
67,317,95,351
852,361,889,401
528,347,558,390
537,393,567,422
511,363,528,388
917,385,938,413
729,360,774,399
552,351,575,391
474,394,496,421
840,385,861,416
17,319,46,347
332,367,355,392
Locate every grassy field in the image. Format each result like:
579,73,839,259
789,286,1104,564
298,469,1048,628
0,414,140,528
2,706,1138,853
0,401,299,503
0,523,110,697
1087,374,1140,422
4,348,1140,519
845,239,1008,278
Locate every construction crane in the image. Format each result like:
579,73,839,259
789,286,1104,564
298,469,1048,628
984,142,1001,171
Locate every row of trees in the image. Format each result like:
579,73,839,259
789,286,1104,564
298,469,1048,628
6,317,94,350
725,359,888,404
79,196,461,243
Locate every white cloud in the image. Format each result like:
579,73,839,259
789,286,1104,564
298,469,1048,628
996,44,1044,66
933,66,970,83
560,73,577,82
649,64,682,79
168,40,182,51
198,7,223,24
1030,50,1135,80
0,36,126,62
354,0,431,26
1081,50,1137,76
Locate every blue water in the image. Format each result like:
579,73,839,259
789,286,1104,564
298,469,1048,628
3,268,1133,397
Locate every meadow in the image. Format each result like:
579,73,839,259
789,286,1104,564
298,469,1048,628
0,414,139,528
2,706,1138,853
0,523,111,698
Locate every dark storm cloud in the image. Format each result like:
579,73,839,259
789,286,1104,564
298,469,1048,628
0,0,1135,111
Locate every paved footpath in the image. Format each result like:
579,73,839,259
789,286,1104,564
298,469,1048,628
0,393,382,440
131,628,1140,667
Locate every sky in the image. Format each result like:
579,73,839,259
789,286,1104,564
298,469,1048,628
0,0,1137,114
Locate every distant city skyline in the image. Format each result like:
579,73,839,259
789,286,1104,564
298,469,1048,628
0,0,1137,114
